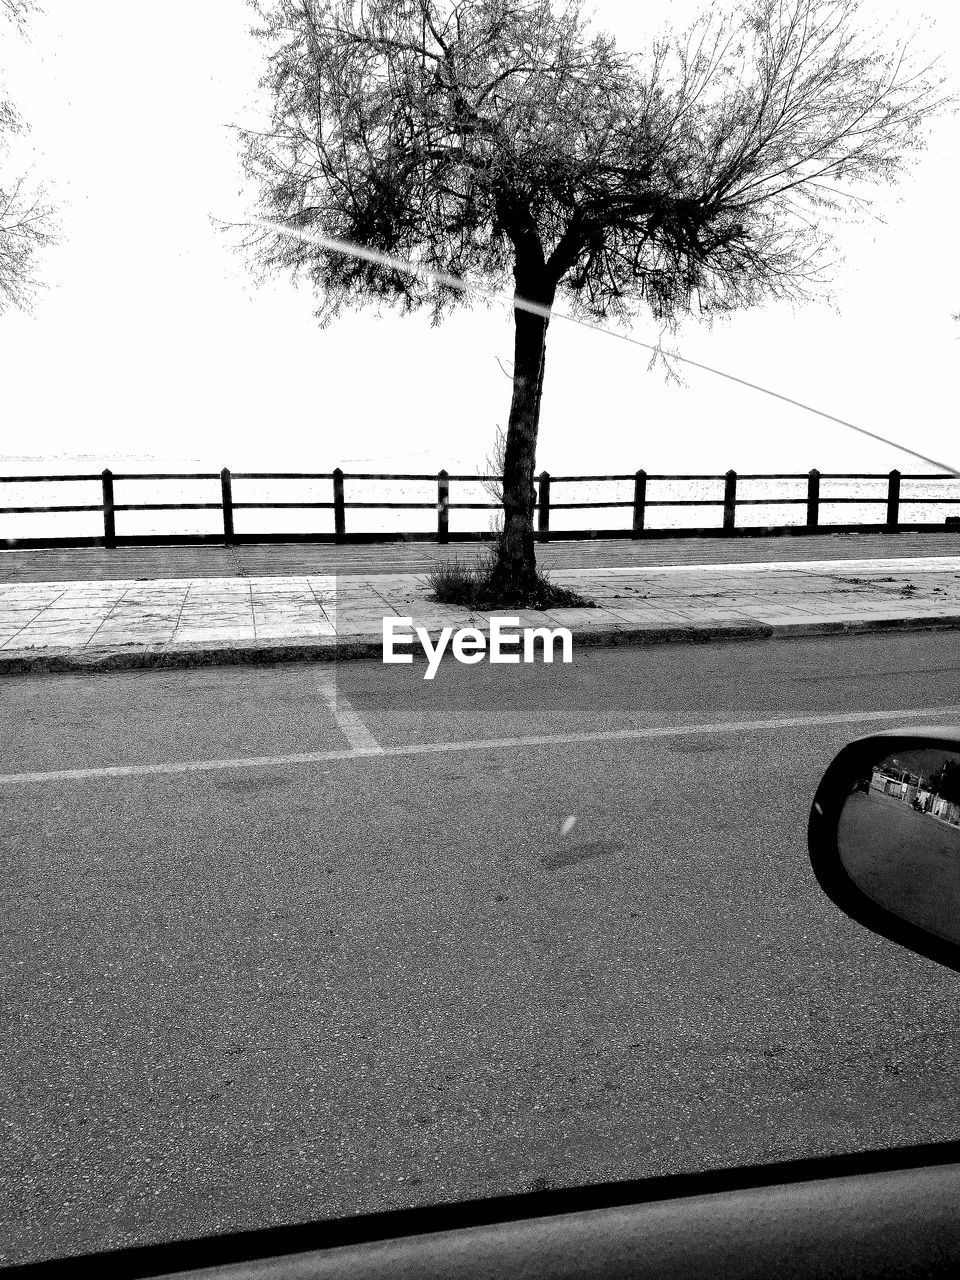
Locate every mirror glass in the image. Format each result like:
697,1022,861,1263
838,746,960,947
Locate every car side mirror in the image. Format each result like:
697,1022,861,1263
809,729,960,973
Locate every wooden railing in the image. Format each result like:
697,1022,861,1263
1,467,958,548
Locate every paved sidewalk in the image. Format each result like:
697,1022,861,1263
3,553,960,674
3,529,960,581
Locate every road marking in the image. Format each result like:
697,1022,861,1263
2,704,960,786
315,672,383,754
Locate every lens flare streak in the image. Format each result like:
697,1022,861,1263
253,219,960,479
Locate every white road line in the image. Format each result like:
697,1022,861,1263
3,704,960,786
315,671,383,754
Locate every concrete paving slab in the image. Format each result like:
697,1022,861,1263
172,627,257,643
4,630,102,649
254,622,337,639
89,626,179,642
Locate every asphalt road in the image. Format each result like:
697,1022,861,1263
3,633,960,1265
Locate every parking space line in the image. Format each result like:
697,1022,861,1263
316,671,383,754
2,703,960,786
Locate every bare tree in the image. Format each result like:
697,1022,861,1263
1,0,33,26
241,0,948,595
0,0,55,312
0,166,55,313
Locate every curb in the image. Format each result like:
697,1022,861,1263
3,612,960,677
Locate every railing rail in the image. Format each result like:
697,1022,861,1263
1,466,959,548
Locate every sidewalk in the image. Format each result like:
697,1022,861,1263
2,529,960,581
2,543,960,674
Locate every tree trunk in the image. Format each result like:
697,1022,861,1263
492,273,555,597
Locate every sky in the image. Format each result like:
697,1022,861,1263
0,0,958,475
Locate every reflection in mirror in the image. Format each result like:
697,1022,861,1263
838,747,960,948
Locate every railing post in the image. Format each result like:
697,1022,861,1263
101,468,116,549
437,469,449,544
633,469,646,536
723,469,737,533
806,468,820,529
220,467,234,545
886,469,901,528
537,470,550,541
333,467,346,542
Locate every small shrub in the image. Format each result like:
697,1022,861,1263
426,556,482,602
427,541,595,611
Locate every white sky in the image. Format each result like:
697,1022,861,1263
0,0,958,474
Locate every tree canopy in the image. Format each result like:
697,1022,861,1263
0,0,55,312
242,0,947,325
